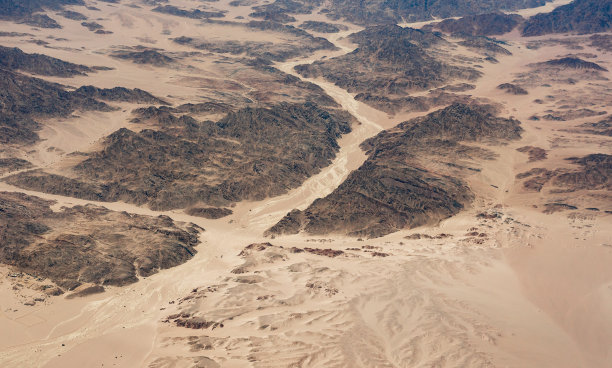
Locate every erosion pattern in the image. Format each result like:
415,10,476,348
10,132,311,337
268,103,522,238
5,103,353,210
0,191,201,291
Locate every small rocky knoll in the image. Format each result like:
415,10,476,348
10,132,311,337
0,191,202,292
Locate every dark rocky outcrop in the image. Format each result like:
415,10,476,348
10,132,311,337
186,207,233,219
6,103,353,210
110,48,175,67
457,37,512,55
0,69,109,144
73,85,168,105
323,0,548,25
173,21,336,62
429,13,523,36
518,154,612,192
0,59,167,146
497,83,528,95
521,0,612,36
268,103,522,238
576,115,612,136
0,191,201,291
249,10,296,23
544,57,608,71
58,10,87,20
152,5,225,19
295,25,481,96
517,146,547,162
19,13,61,28
299,21,348,33
0,0,84,19
0,158,33,175
0,45,91,77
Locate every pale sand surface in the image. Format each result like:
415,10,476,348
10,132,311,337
0,2,611,367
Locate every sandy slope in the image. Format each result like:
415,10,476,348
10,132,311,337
0,1,611,367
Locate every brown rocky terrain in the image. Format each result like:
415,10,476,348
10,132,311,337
185,207,233,219
427,13,524,36
268,103,522,238
0,191,201,291
521,0,611,36
172,20,336,62
572,115,612,136
152,5,226,19
0,1,610,367
295,25,482,113
0,158,32,175
498,82,529,95
5,103,353,210
110,48,175,67
518,154,611,192
266,0,550,25
517,146,548,161
299,21,348,33
0,45,92,76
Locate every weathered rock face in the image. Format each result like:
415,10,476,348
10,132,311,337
0,0,83,27
0,191,202,291
295,25,481,97
429,13,524,36
110,48,175,67
0,45,91,76
0,50,167,145
252,0,548,25
6,103,353,210
518,154,612,192
268,103,523,238
186,207,233,219
299,21,348,33
498,83,528,95
172,20,336,62
152,4,225,19
0,158,32,175
521,0,612,36
0,68,108,145
544,57,608,71
576,115,612,136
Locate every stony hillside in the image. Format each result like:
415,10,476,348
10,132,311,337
268,103,522,238
522,0,612,36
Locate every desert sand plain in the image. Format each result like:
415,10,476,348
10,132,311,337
0,0,611,367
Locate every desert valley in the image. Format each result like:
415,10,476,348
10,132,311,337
0,0,611,367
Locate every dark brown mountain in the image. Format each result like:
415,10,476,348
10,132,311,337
0,0,84,27
521,0,612,36
267,103,522,238
299,21,348,33
5,103,353,210
152,5,225,19
545,57,608,71
429,13,524,36
249,0,549,25
294,25,480,96
0,63,167,145
0,45,91,77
